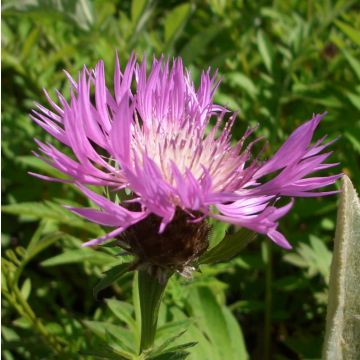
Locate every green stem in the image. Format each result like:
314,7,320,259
3,280,65,354
264,241,272,360
137,269,170,353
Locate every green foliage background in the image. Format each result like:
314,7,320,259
2,0,360,359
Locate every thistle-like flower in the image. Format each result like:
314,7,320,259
31,54,341,274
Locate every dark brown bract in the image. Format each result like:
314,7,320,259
122,209,209,274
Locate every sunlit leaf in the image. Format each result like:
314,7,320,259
323,176,360,359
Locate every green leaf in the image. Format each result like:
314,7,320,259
94,263,131,299
41,248,117,267
18,156,69,179
224,72,258,98
152,328,195,356
164,4,191,45
20,28,40,62
257,30,274,73
106,299,137,334
180,26,220,64
199,228,256,264
284,235,332,282
187,287,244,360
222,307,248,359
133,272,141,336
131,0,147,24
129,0,153,36
169,307,215,360
345,131,360,154
2,201,100,235
343,50,360,81
323,176,360,359
335,20,360,47
150,351,190,360
83,320,135,355
20,278,31,301
81,347,128,360
344,91,360,111
158,341,197,355
27,232,64,263
4,0,94,31
156,319,194,343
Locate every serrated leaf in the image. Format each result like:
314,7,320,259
199,228,256,264
94,263,131,299
323,176,360,360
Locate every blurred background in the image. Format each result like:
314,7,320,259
2,0,360,359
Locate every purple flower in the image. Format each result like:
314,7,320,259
31,54,341,255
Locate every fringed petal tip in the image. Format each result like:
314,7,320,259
268,230,292,250
28,171,73,183
81,227,125,247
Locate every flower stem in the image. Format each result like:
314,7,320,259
263,241,272,360
137,268,170,353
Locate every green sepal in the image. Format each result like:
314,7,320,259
199,228,256,265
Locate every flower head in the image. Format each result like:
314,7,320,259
31,54,341,271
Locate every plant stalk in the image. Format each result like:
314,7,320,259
137,268,170,353
264,241,272,360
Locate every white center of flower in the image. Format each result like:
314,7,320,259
131,116,248,193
